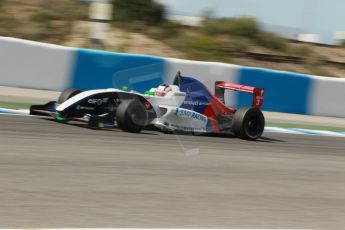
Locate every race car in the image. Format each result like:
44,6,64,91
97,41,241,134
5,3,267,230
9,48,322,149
30,72,265,140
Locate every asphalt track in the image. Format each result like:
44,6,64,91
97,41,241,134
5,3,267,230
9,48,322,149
0,115,345,229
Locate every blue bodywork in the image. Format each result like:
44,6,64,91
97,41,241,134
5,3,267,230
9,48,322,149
176,76,213,114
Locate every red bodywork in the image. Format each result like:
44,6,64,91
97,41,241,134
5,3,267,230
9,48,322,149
202,81,264,133
216,81,264,109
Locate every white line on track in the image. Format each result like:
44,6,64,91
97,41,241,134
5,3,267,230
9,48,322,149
0,108,29,115
0,229,314,230
1,107,344,138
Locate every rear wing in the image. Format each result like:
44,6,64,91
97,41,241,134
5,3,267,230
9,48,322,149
215,81,264,109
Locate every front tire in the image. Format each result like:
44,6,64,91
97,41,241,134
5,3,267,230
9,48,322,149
57,88,82,104
233,107,265,140
116,100,148,133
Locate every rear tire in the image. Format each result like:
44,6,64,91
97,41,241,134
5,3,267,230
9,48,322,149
57,88,82,104
233,107,265,140
116,100,148,133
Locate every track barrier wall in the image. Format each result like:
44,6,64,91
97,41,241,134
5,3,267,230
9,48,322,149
1,37,345,117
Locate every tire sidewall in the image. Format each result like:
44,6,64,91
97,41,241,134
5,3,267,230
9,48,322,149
116,100,148,133
233,107,265,140
57,88,82,104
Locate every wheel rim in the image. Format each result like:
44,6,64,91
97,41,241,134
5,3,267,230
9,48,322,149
129,103,148,127
245,115,263,138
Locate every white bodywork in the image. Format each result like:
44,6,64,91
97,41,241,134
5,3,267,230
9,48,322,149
56,88,124,111
56,86,209,132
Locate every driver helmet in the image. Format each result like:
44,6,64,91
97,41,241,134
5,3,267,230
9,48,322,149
156,84,172,96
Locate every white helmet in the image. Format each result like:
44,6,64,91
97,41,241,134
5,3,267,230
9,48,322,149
156,84,172,96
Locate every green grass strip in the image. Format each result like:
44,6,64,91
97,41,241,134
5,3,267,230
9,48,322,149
0,101,31,109
1,101,344,132
267,122,345,133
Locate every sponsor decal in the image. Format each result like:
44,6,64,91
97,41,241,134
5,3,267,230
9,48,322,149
77,105,95,111
169,123,206,132
174,108,207,123
183,100,209,106
87,98,109,105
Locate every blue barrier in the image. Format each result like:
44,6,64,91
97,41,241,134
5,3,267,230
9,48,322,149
70,50,313,114
3,37,345,117
235,67,312,114
70,49,313,114
70,48,166,92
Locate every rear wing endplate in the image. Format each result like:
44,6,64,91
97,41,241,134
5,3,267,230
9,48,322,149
215,81,264,109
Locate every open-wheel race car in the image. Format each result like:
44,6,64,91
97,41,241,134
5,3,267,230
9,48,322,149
30,72,265,140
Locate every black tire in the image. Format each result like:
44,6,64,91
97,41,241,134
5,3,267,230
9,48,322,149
233,107,265,140
116,100,148,133
57,88,82,104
